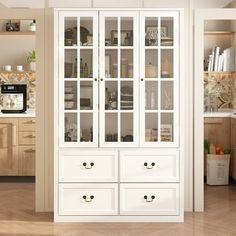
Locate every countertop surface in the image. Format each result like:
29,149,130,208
0,109,35,118
204,109,236,118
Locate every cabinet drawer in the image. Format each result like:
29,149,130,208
18,118,35,131
59,183,118,215
120,150,179,182
19,146,35,176
59,150,118,182
120,183,179,215
19,132,36,145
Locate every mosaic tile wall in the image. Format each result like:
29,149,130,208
0,71,36,109
204,72,236,110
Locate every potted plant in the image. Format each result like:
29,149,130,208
27,50,36,71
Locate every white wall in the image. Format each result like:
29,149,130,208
0,0,44,8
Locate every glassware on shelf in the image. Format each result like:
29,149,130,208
84,63,88,78
121,58,128,78
73,58,77,78
161,57,171,78
80,58,83,78
145,62,157,78
87,34,93,46
112,64,118,78
105,87,109,109
124,33,130,46
128,64,133,78
150,86,156,110
145,89,149,110
108,91,117,110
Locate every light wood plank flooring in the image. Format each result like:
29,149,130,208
0,183,236,235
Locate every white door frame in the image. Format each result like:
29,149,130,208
194,8,236,211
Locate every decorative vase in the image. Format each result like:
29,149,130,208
29,61,36,71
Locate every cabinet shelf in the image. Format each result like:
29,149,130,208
204,31,235,35
204,71,236,81
0,31,35,36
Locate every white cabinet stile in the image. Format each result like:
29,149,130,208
55,8,183,222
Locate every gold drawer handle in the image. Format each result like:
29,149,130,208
25,120,36,124
24,148,35,153
24,135,36,138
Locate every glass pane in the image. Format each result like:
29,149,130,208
105,113,118,142
161,17,173,46
120,17,133,46
80,81,93,110
105,49,118,78
161,113,173,142
121,81,133,110
161,81,173,110
80,49,93,78
65,81,77,110
65,17,77,46
65,49,77,78
145,49,158,78
105,81,118,110
80,17,93,46
145,17,158,46
105,17,118,46
145,113,158,142
121,49,133,78
161,49,173,78
80,113,93,142
64,113,77,142
145,81,158,110
121,113,133,142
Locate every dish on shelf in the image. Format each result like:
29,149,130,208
65,101,75,109
65,87,73,93
65,93,74,100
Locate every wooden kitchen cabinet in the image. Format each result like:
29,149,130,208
18,146,35,176
0,117,35,176
0,118,18,175
18,117,36,176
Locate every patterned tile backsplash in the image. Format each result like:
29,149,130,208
204,72,236,111
0,71,36,109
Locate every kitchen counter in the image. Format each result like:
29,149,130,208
204,109,236,119
0,109,35,118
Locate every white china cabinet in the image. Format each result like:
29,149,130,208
54,9,184,222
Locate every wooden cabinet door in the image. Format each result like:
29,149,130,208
0,118,18,176
18,146,35,176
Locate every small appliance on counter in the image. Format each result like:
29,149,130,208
1,84,27,113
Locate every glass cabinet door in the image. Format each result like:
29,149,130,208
140,11,179,147
59,11,98,147
99,11,139,147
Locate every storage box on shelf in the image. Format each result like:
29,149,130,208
54,9,183,222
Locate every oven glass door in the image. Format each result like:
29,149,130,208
2,94,24,110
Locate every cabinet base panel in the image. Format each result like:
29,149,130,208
54,215,184,222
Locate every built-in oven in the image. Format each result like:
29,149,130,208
1,84,27,113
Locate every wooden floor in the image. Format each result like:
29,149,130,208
0,183,236,235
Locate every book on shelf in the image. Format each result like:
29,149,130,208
207,46,234,72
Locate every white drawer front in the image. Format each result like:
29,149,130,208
59,184,118,215
120,150,179,182
59,150,118,182
120,183,179,215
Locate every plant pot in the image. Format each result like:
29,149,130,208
29,61,36,71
